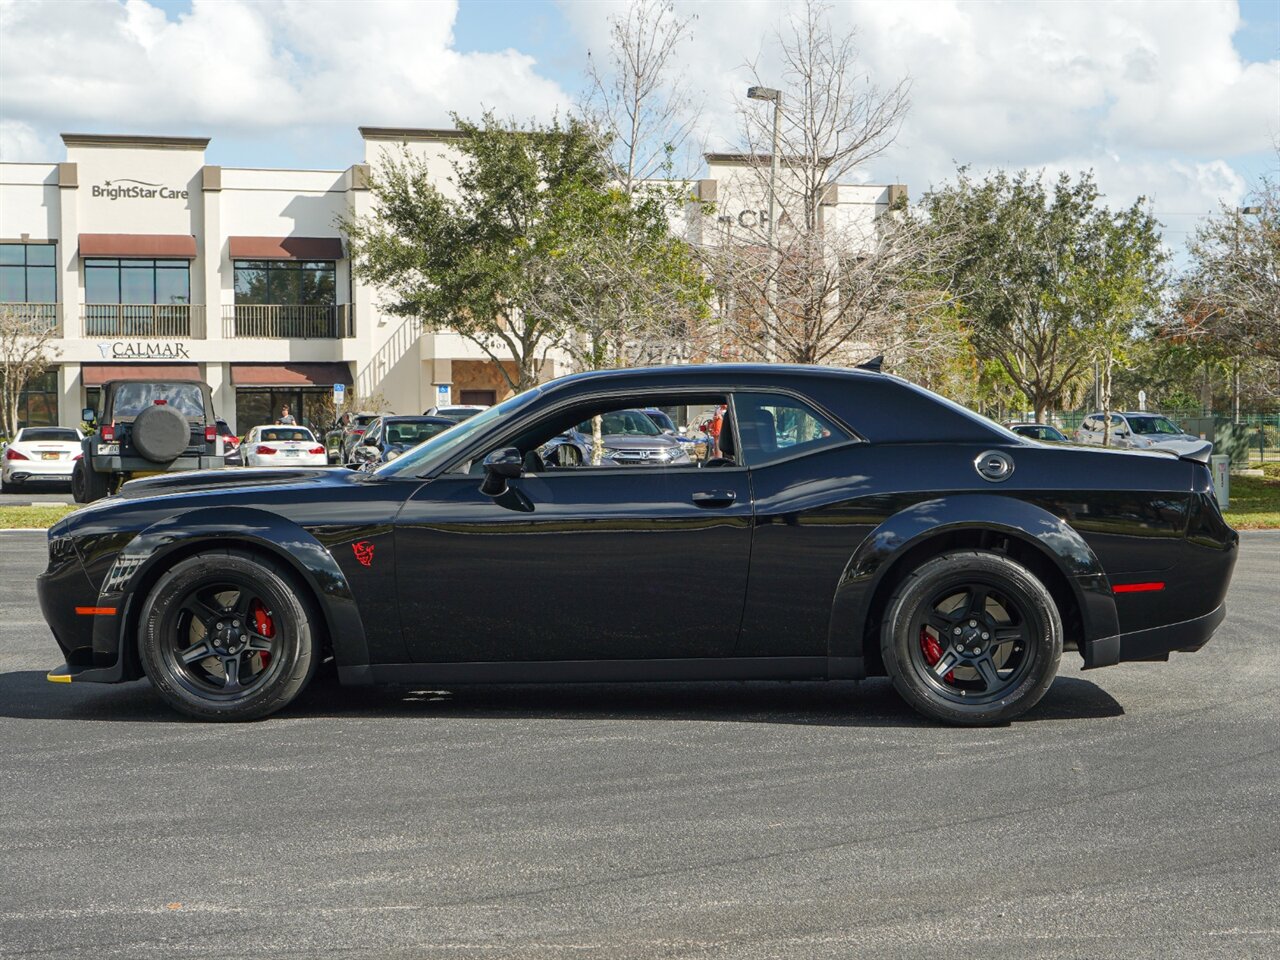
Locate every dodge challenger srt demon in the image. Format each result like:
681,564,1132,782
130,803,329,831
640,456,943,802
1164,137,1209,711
38,364,1238,725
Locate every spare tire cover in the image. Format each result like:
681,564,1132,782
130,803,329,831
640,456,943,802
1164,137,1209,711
131,404,190,463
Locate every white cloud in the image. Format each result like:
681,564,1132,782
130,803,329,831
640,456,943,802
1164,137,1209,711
0,0,572,157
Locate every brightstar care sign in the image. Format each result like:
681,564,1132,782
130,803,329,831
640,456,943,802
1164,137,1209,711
92,179,189,201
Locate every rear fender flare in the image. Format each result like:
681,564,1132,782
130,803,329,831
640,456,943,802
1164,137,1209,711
827,495,1118,675
105,506,368,669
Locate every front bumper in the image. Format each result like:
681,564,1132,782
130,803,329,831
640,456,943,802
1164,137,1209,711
1082,602,1226,668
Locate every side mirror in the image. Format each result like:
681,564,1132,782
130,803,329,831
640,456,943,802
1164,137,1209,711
481,446,523,496
351,445,380,465
82,408,96,423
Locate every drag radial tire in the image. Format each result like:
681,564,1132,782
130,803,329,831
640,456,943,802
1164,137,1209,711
138,550,318,721
880,550,1062,725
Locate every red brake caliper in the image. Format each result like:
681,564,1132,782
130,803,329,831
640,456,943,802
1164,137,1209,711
920,628,954,682
251,601,274,669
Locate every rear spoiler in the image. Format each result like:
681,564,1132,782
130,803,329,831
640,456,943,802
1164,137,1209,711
1152,440,1214,464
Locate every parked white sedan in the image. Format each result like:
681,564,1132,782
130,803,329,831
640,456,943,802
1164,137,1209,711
1,426,85,490
241,425,328,468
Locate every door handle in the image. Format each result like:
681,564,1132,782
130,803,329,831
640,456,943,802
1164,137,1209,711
692,490,737,507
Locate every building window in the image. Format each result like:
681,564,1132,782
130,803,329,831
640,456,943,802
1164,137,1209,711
84,258,190,305
14,369,59,429
0,243,57,303
234,260,335,306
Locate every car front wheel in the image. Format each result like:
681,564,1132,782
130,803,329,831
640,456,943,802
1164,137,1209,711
880,550,1062,725
138,551,318,721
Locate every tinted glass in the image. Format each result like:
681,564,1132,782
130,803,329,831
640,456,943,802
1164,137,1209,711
0,245,23,266
26,244,56,266
111,383,205,418
734,392,849,465
120,266,154,304
385,420,453,444
20,428,78,442
85,265,119,303
645,410,676,432
0,266,24,301
259,428,314,443
1128,416,1180,435
155,267,190,305
576,410,661,436
25,268,56,302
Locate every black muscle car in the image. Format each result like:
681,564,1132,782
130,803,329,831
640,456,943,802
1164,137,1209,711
38,364,1238,725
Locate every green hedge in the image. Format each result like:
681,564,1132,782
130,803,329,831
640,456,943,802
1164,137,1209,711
1261,463,1280,481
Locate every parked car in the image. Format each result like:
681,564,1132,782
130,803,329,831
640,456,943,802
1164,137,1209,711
240,425,328,468
639,407,700,447
1005,422,1069,443
327,412,382,464
1076,412,1203,451
348,415,456,467
1,426,84,491
541,408,692,467
39,363,1237,725
73,379,224,503
216,420,243,466
424,404,488,422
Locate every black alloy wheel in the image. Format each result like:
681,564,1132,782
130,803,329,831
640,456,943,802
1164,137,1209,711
139,551,317,721
881,550,1062,725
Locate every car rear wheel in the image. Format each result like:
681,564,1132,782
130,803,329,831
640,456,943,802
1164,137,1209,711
880,550,1062,725
138,551,317,721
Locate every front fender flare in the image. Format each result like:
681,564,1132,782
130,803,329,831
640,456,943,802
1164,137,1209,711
103,506,369,672
827,495,1119,677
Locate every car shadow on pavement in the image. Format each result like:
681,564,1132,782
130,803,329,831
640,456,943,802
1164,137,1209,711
0,669,1123,726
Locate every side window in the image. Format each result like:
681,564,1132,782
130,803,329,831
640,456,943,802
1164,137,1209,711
733,392,849,466
463,394,730,474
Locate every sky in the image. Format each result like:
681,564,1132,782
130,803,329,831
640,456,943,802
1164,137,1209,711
1,0,1277,255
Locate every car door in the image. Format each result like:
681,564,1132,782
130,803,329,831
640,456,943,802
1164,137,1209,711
394,439,754,664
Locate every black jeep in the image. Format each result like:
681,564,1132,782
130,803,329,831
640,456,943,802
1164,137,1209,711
73,380,225,503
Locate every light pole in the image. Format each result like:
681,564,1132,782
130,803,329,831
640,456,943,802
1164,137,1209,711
747,85,782,362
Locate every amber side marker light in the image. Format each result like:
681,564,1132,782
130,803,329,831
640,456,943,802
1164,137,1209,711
74,606,117,616
1113,582,1165,594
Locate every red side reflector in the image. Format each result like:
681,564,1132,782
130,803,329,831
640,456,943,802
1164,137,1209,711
75,606,117,616
1113,582,1165,594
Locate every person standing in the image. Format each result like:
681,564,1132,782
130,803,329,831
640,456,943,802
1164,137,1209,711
278,405,297,425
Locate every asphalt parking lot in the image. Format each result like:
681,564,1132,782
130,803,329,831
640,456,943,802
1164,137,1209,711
0,485,75,506
1,530,1277,960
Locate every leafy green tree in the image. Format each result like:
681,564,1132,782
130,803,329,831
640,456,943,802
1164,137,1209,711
920,168,1165,424
345,113,610,393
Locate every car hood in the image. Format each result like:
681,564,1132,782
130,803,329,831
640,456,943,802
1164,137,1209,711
114,466,344,499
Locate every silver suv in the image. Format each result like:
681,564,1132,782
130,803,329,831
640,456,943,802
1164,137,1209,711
1075,412,1201,451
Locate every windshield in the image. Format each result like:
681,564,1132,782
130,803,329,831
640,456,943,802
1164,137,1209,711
20,428,78,442
576,410,661,437
375,388,543,478
258,427,315,443
644,410,676,432
111,383,205,419
385,420,453,445
1127,416,1180,435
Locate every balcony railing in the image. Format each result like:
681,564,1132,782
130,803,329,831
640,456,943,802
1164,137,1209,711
222,303,353,339
83,304,205,338
0,302,61,336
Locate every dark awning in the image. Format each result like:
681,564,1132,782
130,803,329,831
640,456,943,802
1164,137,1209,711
81,363,201,386
79,234,197,258
228,236,344,260
230,363,353,387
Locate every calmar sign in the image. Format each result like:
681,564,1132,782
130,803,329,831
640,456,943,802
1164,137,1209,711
97,341,192,360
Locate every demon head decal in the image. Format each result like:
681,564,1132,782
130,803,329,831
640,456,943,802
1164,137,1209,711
352,540,375,567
